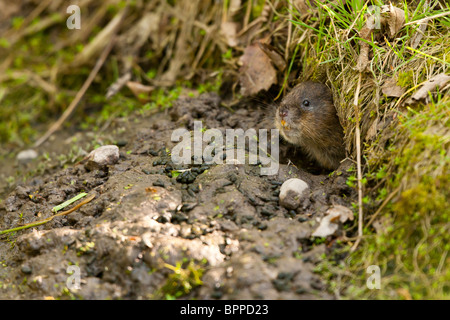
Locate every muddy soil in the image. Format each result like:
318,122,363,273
0,92,354,299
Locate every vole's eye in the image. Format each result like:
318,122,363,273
302,99,310,107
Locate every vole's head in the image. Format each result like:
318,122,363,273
275,81,337,146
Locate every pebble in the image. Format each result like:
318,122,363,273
116,140,128,147
21,264,32,275
152,179,165,188
17,149,38,164
85,145,119,170
181,203,197,212
279,178,310,210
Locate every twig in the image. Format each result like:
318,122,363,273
0,194,96,235
351,73,363,253
33,3,129,148
404,11,450,26
243,0,252,30
285,1,293,62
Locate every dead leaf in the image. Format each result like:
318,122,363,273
365,118,379,141
239,42,277,96
410,21,427,49
293,0,317,16
312,215,339,238
106,72,131,99
126,81,154,102
0,1,20,21
356,27,372,72
411,73,450,102
258,42,286,71
382,78,405,97
221,21,239,47
228,0,242,18
328,205,354,223
381,4,405,37
312,205,353,237
410,1,429,49
357,5,405,72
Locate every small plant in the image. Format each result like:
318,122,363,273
156,260,204,300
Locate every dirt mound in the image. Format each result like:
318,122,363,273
0,93,354,299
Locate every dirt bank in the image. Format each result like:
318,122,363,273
0,92,354,299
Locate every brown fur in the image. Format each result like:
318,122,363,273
275,82,345,170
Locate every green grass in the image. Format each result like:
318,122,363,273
285,0,450,299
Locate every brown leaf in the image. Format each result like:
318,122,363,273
0,1,20,21
365,118,379,141
228,0,242,18
382,78,405,97
293,0,317,16
410,21,428,49
126,81,154,102
106,72,131,99
239,43,277,96
328,205,354,223
312,205,353,237
381,4,405,37
411,73,450,102
221,21,239,47
357,4,405,72
410,1,429,49
356,27,373,72
258,42,286,71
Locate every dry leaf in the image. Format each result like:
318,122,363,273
312,215,338,237
411,73,450,102
312,205,353,237
365,118,379,141
228,0,242,18
410,21,428,49
221,21,239,47
381,4,405,38
239,42,277,96
106,72,131,99
382,78,405,97
328,205,354,223
258,42,286,71
126,81,154,102
356,27,372,72
410,1,429,49
0,1,20,21
357,5,405,72
293,0,317,16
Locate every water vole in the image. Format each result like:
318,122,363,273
275,81,345,170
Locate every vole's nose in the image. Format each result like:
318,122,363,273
279,109,288,118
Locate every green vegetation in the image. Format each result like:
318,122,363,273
0,0,448,300
287,0,449,299
349,98,449,299
154,260,205,300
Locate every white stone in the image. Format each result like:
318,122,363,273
86,145,119,169
279,178,309,210
17,149,38,163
